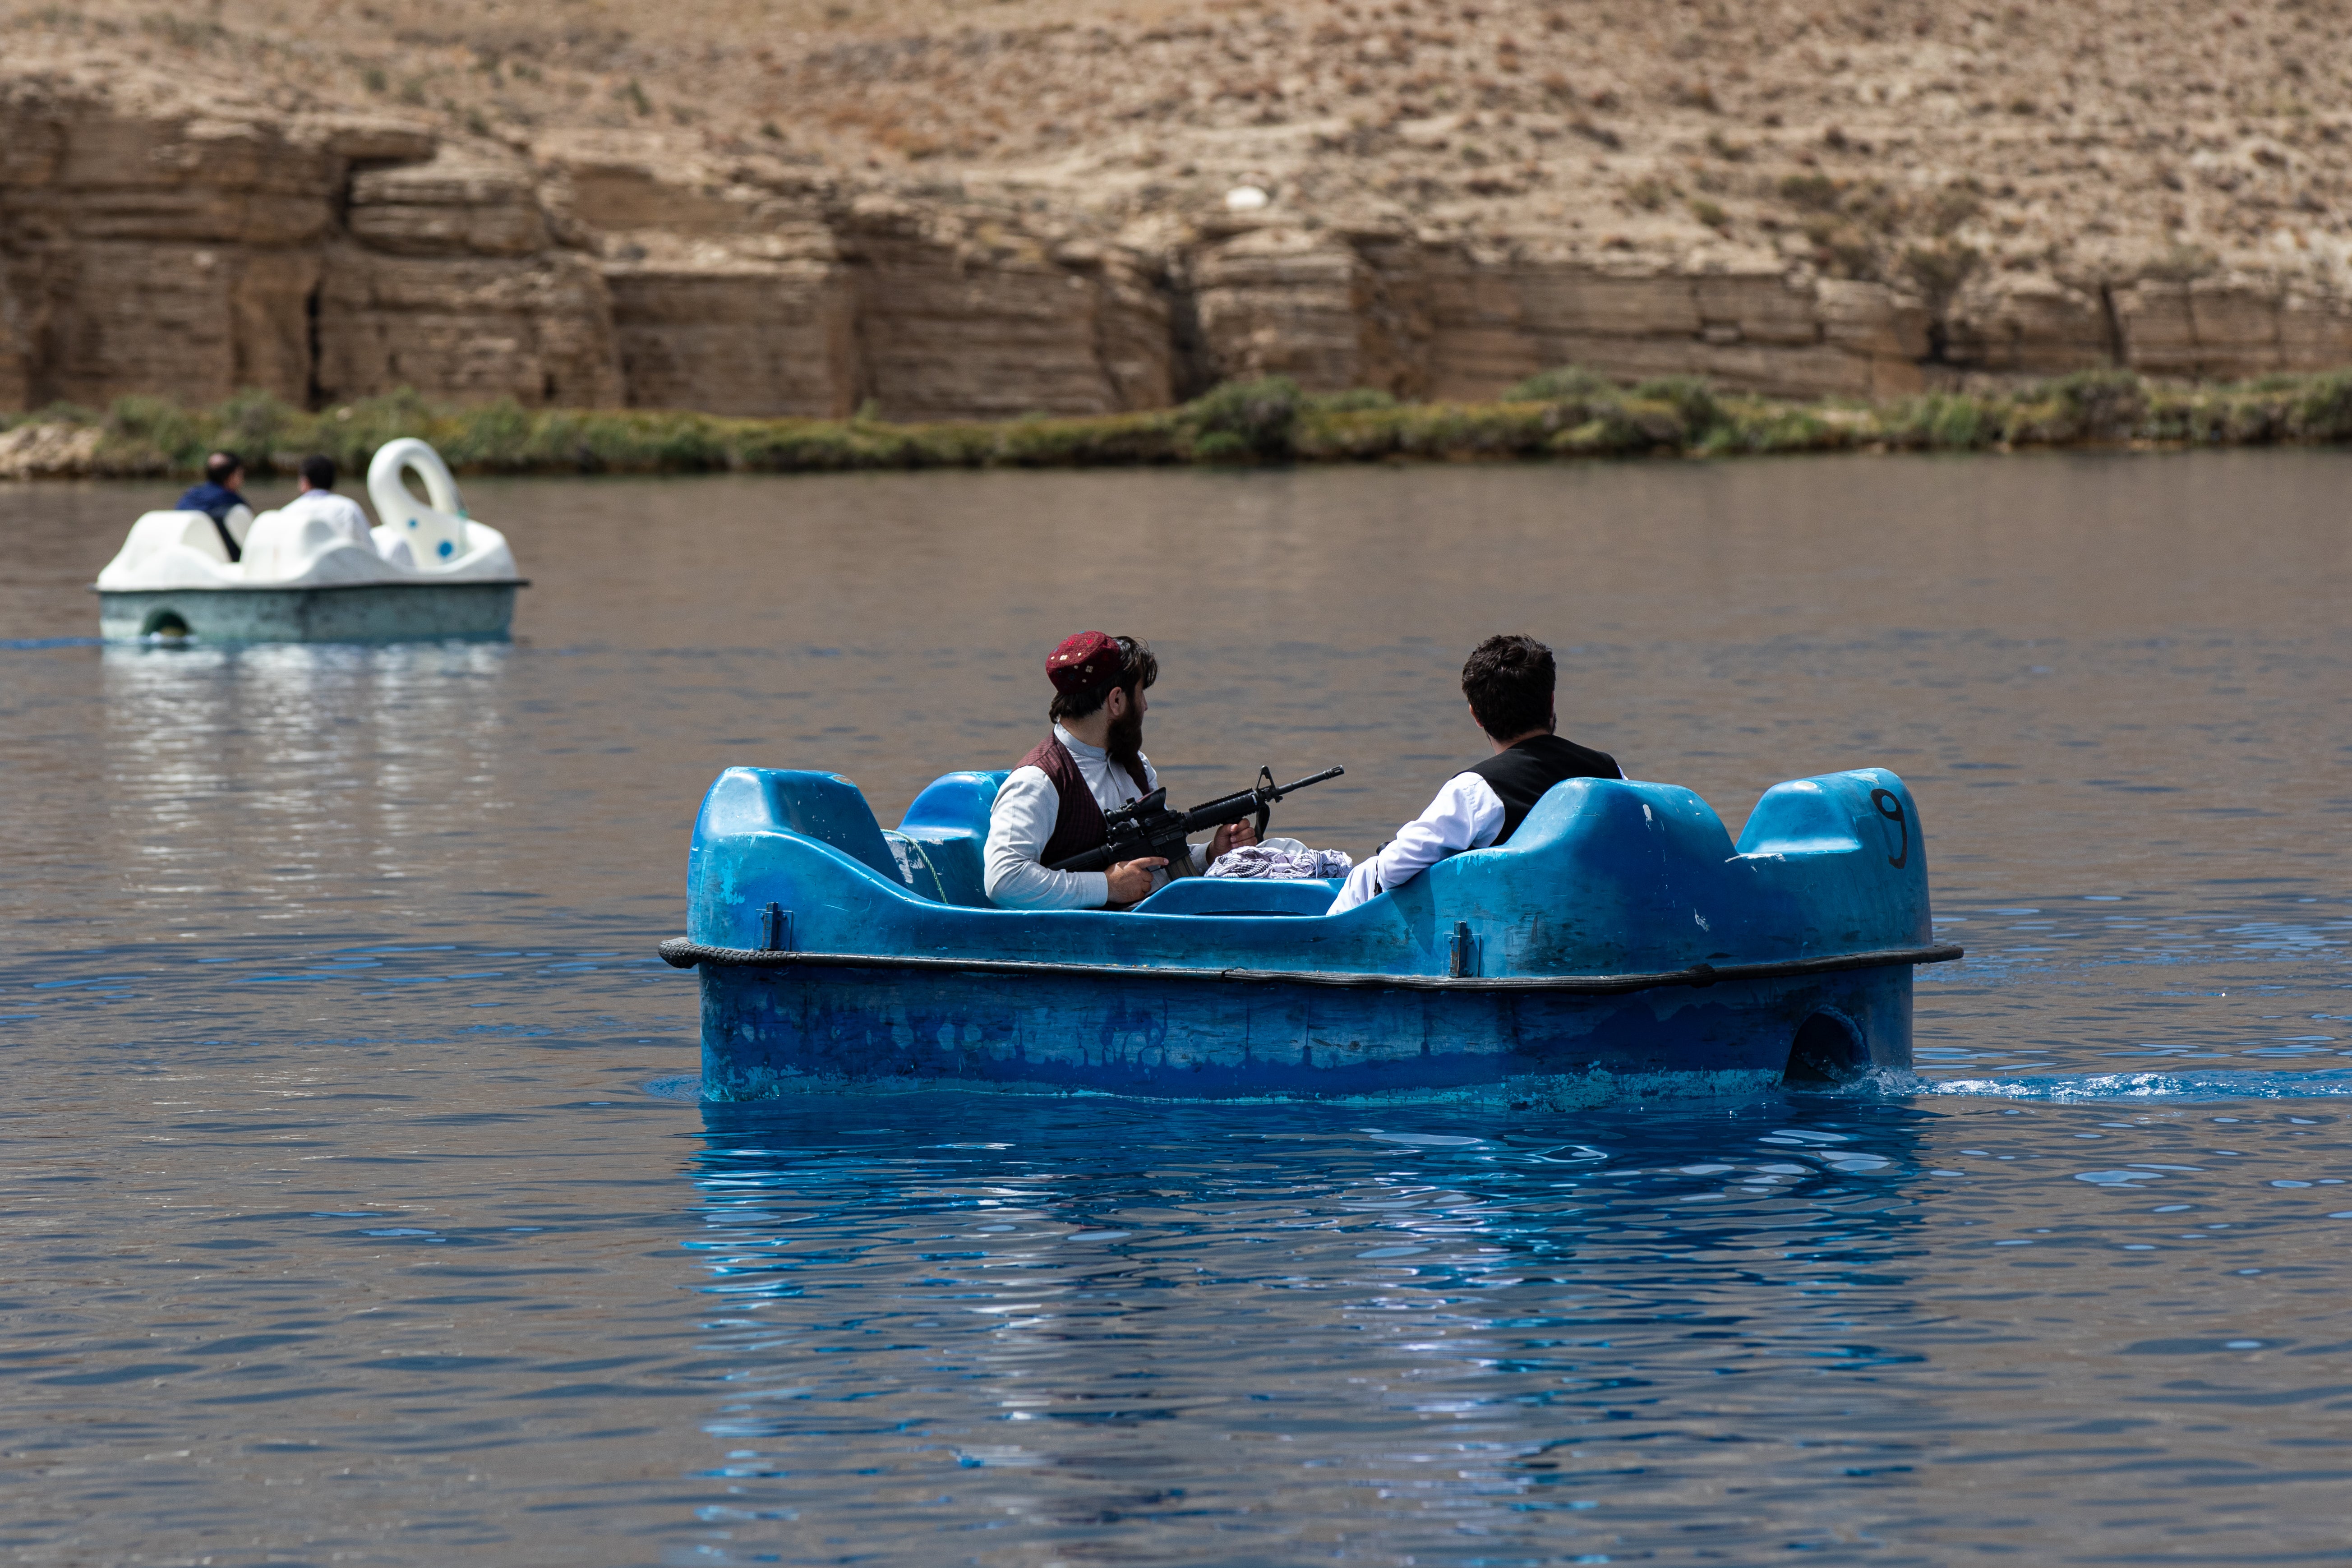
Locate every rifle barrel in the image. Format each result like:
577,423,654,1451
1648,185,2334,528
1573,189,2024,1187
1270,766,1344,796
1180,766,1347,832
1045,765,1344,874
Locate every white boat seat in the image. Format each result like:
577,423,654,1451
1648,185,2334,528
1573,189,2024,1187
240,509,364,580
112,509,243,569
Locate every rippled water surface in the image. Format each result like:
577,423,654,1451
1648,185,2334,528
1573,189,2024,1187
3,452,2350,1564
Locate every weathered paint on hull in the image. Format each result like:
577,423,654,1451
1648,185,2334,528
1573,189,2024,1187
698,962,1913,1104
98,583,519,643
678,763,1951,1106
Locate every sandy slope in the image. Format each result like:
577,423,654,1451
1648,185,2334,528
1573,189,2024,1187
9,0,2346,289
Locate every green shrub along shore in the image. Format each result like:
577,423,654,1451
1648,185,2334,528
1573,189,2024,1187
12,367,2352,479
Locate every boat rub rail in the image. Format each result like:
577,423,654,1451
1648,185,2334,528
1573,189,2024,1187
87,578,531,595
657,937,1963,993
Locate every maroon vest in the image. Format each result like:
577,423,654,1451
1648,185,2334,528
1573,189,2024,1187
1019,734,1150,868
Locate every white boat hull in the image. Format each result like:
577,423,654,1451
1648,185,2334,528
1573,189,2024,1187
97,581,521,644
93,438,528,643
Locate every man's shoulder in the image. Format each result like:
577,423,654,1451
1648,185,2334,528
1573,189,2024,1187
1475,734,1620,782
1434,768,1488,797
292,491,368,519
996,762,1053,795
1015,734,1070,772
1409,770,1496,821
987,764,1055,826
1550,735,1621,778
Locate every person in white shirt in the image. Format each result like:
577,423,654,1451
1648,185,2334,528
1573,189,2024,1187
277,454,383,555
1328,634,1623,915
984,631,1258,910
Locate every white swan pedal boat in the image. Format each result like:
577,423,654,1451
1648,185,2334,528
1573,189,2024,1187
94,439,525,643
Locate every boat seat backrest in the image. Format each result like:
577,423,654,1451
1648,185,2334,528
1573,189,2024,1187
1428,775,1738,917
120,510,233,567
697,768,902,885
239,509,349,579
896,770,1007,907
879,830,937,901
1735,774,1873,858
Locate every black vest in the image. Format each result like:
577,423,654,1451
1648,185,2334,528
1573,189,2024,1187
1467,734,1622,845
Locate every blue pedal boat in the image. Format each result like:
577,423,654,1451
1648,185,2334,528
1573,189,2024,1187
658,766,1961,1104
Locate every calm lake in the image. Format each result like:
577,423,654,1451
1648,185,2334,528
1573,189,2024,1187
3,451,2349,1565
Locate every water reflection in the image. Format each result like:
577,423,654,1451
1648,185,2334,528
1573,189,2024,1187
4,453,2349,1563
100,642,513,924
681,1095,1932,1563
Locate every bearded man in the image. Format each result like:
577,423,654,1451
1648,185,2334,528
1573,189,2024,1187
982,632,1257,910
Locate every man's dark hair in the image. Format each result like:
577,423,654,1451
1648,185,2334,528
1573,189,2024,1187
1461,634,1556,741
205,451,243,487
298,454,336,491
1050,635,1158,723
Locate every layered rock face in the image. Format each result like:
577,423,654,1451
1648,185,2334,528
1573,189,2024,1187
8,0,2352,418
1187,226,1930,400
535,133,847,415
0,69,618,413
0,78,350,411
0,66,1187,419
0,78,1959,417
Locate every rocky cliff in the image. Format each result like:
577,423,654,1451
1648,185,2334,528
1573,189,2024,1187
6,0,2352,419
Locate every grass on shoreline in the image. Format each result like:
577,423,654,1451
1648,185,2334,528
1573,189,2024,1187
9,367,2352,480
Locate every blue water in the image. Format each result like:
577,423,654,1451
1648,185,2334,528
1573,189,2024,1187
3,452,2349,1563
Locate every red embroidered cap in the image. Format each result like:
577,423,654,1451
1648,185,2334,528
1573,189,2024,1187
1046,631,1122,693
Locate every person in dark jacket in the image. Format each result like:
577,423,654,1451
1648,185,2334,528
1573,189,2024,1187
174,451,253,562
1328,634,1623,913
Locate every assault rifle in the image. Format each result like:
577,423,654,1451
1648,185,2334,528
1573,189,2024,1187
1047,766,1345,878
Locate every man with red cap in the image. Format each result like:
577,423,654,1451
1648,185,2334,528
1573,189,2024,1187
983,632,1257,909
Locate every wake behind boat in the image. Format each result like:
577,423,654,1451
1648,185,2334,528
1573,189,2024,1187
660,763,1962,1104
94,438,524,643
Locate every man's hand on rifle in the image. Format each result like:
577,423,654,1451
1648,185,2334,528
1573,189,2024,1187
1104,856,1168,907
1207,817,1260,860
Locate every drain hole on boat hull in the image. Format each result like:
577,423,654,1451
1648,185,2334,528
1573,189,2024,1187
1784,1011,1865,1085
139,609,191,641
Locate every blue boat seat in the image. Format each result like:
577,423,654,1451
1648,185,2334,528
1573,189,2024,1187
1131,877,1341,917
895,771,1008,908
703,769,902,884
1735,776,1867,857
880,830,947,902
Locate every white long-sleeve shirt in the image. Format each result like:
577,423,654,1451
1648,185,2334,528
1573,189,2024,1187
1327,745,1624,914
279,487,378,553
1327,771,1510,915
983,724,1207,909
